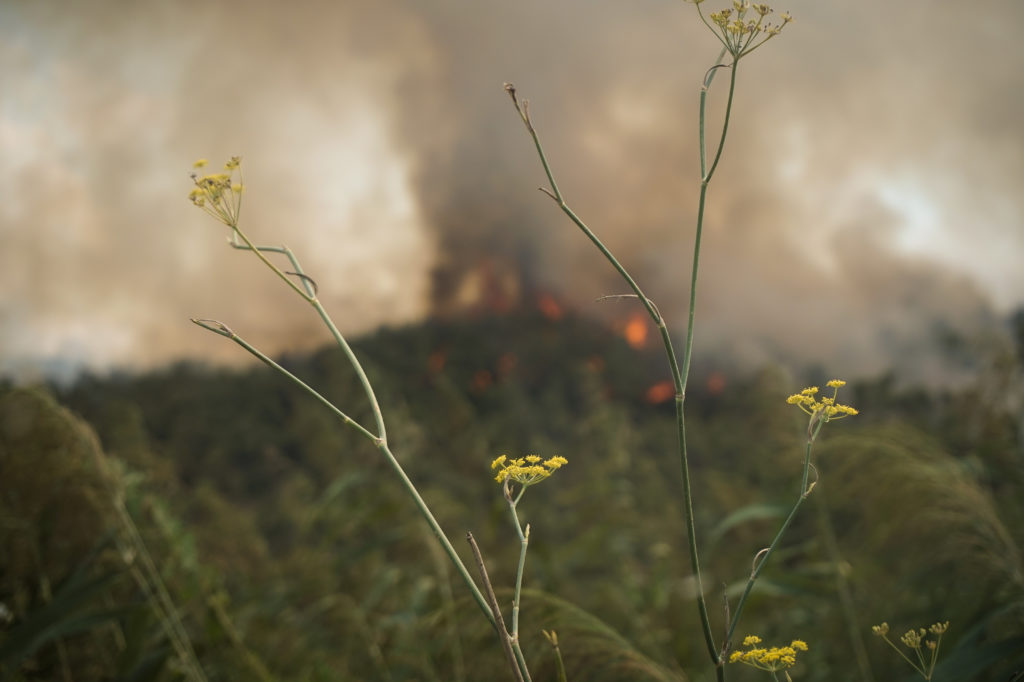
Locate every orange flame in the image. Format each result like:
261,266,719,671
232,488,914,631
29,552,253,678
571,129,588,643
706,371,726,395
497,352,518,377
472,369,494,392
623,313,649,349
645,380,675,404
537,292,564,320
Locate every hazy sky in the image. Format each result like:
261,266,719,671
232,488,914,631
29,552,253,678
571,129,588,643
2,0,1022,384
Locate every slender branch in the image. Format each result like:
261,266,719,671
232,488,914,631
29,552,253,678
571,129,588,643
91,437,207,681
508,510,529,640
506,83,720,667
192,319,379,443
503,482,534,682
228,232,315,297
928,634,943,679
879,635,926,676
725,420,824,647
226,231,388,442
704,61,739,184
699,48,731,179
230,228,313,302
467,532,526,682
191,319,495,630
544,631,569,682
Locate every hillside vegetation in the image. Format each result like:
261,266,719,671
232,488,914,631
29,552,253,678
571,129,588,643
2,311,1023,680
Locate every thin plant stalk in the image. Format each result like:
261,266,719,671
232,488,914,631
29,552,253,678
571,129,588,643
507,58,742,670
190,318,495,629
227,231,387,442
467,532,528,682
725,419,823,647
504,484,530,647
90,435,207,681
877,636,927,677
207,594,277,682
196,213,535,680
544,631,569,682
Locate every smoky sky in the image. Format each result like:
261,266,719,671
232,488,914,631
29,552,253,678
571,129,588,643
2,0,1023,384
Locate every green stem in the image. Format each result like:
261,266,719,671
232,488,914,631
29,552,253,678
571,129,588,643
725,420,822,648
550,639,568,682
230,228,312,302
227,231,388,442
91,443,207,681
191,320,495,630
507,500,530,642
880,636,926,677
507,44,740,679
703,61,738,184
506,86,720,666
310,298,388,442
913,642,928,676
503,486,534,682
466,532,527,682
512,644,533,682
931,634,944,678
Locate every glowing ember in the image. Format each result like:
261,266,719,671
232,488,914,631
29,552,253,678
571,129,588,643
537,292,564,320
623,313,649,349
645,380,675,404
472,369,493,392
428,349,447,373
497,352,518,377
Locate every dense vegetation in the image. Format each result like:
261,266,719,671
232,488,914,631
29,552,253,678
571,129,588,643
2,310,1023,680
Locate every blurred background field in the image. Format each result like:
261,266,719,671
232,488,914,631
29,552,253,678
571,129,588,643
3,308,1023,680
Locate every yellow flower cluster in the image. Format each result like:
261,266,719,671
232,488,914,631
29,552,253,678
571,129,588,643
729,635,808,672
692,0,792,58
491,455,568,487
872,621,950,677
873,621,949,650
786,379,858,421
188,156,244,227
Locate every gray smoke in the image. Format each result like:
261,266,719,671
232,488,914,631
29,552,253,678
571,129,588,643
1,0,1022,384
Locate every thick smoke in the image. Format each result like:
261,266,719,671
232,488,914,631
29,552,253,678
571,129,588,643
1,0,1022,383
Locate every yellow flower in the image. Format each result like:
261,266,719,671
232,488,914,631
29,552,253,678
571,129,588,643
187,156,244,227
689,1,792,58
872,620,950,677
729,635,807,673
492,455,568,487
786,379,858,422
900,629,925,649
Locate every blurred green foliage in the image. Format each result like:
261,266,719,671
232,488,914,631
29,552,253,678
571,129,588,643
2,310,1023,680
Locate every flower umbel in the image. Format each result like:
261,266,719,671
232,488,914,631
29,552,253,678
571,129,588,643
786,379,858,423
691,1,792,59
188,156,244,227
871,621,949,680
491,454,568,487
729,635,808,674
